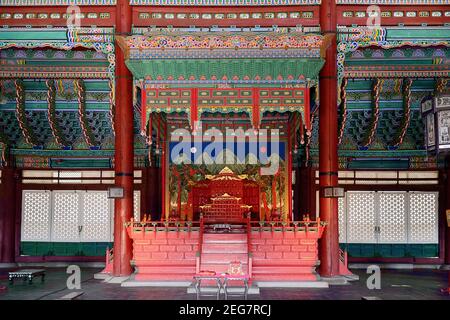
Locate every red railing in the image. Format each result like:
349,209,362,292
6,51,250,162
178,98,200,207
196,215,205,274
126,218,202,230
126,218,325,233
246,213,253,281
248,218,326,233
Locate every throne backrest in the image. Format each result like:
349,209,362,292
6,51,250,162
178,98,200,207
200,193,251,222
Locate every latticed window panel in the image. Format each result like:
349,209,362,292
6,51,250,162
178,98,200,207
408,192,438,244
346,192,377,243
21,191,51,242
134,191,141,221
58,171,82,184
81,191,111,242
51,191,81,242
378,192,407,243
338,196,346,243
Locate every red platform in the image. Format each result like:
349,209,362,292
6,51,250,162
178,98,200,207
126,218,325,283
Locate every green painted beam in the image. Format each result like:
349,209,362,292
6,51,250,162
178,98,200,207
10,148,148,156
348,159,409,169
25,60,109,67
50,158,111,168
385,28,450,41
346,59,436,66
126,58,325,80
310,149,427,157
0,30,68,41
23,80,111,92
346,80,372,90
84,81,111,91
8,102,112,111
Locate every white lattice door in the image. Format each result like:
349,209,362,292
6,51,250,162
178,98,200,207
81,191,112,242
341,191,439,245
408,192,438,244
21,191,52,241
338,197,346,243
51,191,81,242
22,190,114,243
346,191,377,243
378,192,407,243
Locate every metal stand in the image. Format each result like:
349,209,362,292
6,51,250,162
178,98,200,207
193,275,223,300
223,276,249,300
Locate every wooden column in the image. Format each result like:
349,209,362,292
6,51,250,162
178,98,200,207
0,168,18,264
293,168,301,221
295,166,315,220
141,166,162,221
318,0,340,277
113,0,133,277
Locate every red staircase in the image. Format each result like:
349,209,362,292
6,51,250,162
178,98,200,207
199,233,249,274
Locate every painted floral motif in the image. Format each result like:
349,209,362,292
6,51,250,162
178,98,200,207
126,33,324,50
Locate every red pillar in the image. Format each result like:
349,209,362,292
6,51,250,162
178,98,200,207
445,166,450,265
113,0,133,277
318,0,340,277
0,168,17,264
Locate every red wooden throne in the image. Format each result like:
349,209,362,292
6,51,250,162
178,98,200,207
191,167,259,221
199,193,252,223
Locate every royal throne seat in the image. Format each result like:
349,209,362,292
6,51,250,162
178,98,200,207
200,193,251,223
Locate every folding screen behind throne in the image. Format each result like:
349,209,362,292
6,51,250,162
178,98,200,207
191,167,259,222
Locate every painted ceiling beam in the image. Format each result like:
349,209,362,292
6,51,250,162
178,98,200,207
390,78,413,148
15,79,39,147
75,79,97,147
46,79,70,147
360,78,382,149
338,77,348,145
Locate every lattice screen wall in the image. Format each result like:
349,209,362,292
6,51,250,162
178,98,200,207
22,190,143,242
340,191,438,244
338,197,346,243
81,191,111,242
21,191,52,241
379,192,407,244
408,192,439,244
52,191,81,242
346,192,377,243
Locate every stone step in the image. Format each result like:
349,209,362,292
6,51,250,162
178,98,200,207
252,266,313,274
201,253,248,264
203,239,247,244
135,273,195,281
252,259,319,266
135,260,196,266
252,273,318,281
203,234,247,242
202,243,247,253
138,266,196,274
